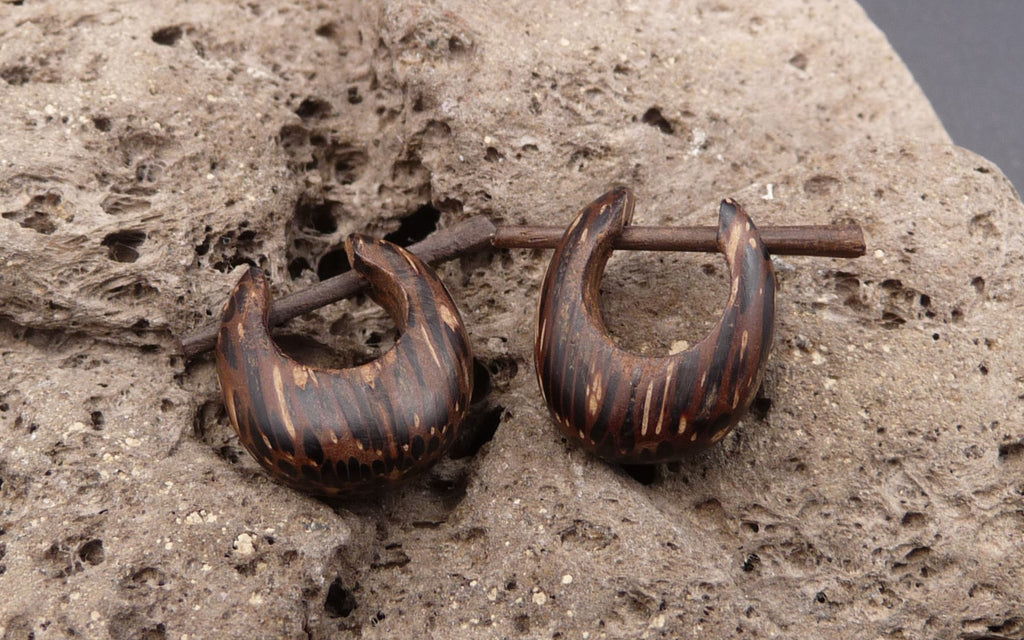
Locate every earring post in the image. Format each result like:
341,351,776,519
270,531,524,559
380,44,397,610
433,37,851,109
493,223,864,257
178,213,864,358
178,215,497,359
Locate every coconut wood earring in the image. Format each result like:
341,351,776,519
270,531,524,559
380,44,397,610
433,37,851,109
187,188,861,495
215,234,473,496
534,187,775,464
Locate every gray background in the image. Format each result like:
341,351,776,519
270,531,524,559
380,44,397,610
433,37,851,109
858,0,1024,192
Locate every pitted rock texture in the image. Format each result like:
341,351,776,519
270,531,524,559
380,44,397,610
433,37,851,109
1,1,1022,639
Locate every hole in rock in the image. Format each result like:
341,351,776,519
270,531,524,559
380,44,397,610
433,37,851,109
450,405,504,460
471,358,491,404
804,174,842,195
127,566,168,588
513,614,531,634
324,579,357,617
295,97,332,120
749,396,772,420
315,22,337,38
191,400,225,441
288,257,311,279
426,463,473,502
317,248,350,281
448,36,469,55
101,230,147,263
641,107,674,134
881,311,906,328
383,203,440,247
3,209,57,234
79,539,105,565
294,199,337,234
0,64,31,85
194,236,210,256
985,617,1024,635
880,278,904,293
364,331,383,349
278,123,308,150
900,511,926,527
485,354,519,389
134,161,162,183
998,441,1024,462
332,146,368,184
151,25,184,46
620,464,658,485
741,553,760,572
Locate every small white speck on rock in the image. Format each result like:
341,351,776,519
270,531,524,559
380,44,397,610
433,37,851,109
232,532,256,557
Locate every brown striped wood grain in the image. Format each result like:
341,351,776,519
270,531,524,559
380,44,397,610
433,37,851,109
534,188,776,464
215,234,473,496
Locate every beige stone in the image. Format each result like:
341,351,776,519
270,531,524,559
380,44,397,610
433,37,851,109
1,0,1021,638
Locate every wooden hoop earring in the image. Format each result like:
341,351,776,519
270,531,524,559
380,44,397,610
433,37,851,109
215,235,473,495
534,187,776,464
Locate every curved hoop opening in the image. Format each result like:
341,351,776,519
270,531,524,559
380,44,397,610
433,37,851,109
577,199,760,369
235,235,428,377
587,248,733,358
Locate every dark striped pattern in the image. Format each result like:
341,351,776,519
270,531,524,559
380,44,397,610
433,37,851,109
534,188,776,464
215,234,473,496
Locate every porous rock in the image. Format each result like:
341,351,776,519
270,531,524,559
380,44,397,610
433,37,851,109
1,0,1022,638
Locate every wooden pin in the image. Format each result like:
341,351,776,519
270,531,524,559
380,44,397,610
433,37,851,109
178,202,865,358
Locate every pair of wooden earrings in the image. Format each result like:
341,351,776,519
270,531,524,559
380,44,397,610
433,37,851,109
181,188,863,496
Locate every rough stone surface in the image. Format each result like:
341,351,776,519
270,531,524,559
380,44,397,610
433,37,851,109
1,1,1022,638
